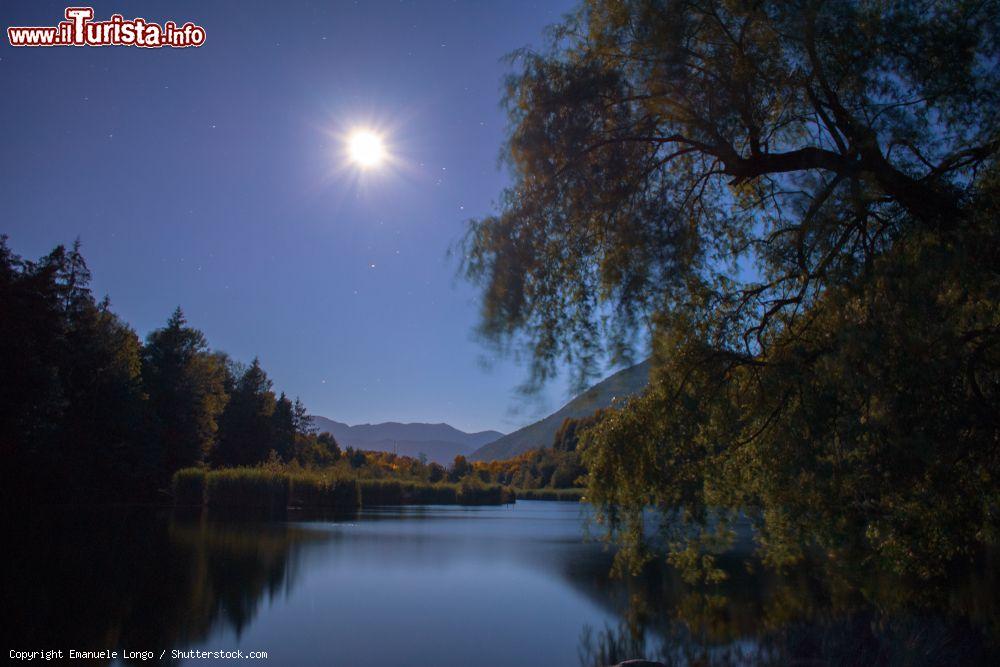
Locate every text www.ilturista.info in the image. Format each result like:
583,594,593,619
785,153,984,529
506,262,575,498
7,7,205,48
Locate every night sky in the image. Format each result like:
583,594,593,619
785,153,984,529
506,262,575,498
0,0,579,433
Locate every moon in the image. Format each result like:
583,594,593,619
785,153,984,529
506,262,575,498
347,130,385,168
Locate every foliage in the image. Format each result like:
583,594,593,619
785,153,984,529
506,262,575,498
345,446,368,469
290,431,342,467
448,454,472,481
553,410,607,452
0,237,332,503
213,359,279,467
0,239,152,501
143,308,228,475
471,413,597,489
462,0,1000,578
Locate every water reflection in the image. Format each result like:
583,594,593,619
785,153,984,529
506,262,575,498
5,503,999,666
7,507,323,663
576,548,1000,666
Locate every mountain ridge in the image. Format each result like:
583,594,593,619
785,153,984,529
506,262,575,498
308,416,503,465
468,360,650,461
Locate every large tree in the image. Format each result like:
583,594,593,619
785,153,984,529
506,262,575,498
1,239,151,500
462,0,1000,578
142,308,228,477
213,358,278,466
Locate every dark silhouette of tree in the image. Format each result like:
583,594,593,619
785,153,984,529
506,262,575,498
1,238,151,501
214,358,277,467
271,392,296,461
60,296,150,492
292,397,314,435
462,0,1000,578
1,237,330,500
143,308,228,478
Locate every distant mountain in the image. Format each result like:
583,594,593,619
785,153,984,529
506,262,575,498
468,360,651,462
308,417,504,465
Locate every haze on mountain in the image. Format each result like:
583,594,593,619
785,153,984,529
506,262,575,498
308,417,503,465
469,360,650,461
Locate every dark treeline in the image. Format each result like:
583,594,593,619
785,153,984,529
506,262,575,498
0,237,339,504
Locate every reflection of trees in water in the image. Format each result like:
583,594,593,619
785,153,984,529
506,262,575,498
576,550,1000,667
579,620,781,667
578,622,647,667
6,508,324,665
8,506,999,666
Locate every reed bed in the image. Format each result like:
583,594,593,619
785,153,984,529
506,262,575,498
203,468,290,512
514,488,585,502
172,468,514,511
289,474,360,509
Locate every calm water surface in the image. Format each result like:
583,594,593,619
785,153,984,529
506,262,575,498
8,501,1000,666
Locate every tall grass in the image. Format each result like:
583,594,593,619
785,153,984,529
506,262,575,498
289,474,360,510
458,478,516,505
515,488,585,502
203,468,289,512
172,468,515,511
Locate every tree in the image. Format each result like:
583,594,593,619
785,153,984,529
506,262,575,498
345,446,367,469
0,238,152,500
462,0,1000,578
143,308,228,477
292,397,314,435
60,298,150,493
271,392,296,461
550,459,582,489
0,237,316,500
316,432,341,461
428,462,446,483
213,358,277,466
0,239,73,473
553,409,606,452
448,454,472,482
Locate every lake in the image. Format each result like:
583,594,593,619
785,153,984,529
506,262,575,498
7,501,999,666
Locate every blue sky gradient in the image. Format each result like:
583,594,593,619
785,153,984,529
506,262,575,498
0,0,588,433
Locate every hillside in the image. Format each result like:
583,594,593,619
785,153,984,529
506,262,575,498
468,360,650,461
308,417,504,464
